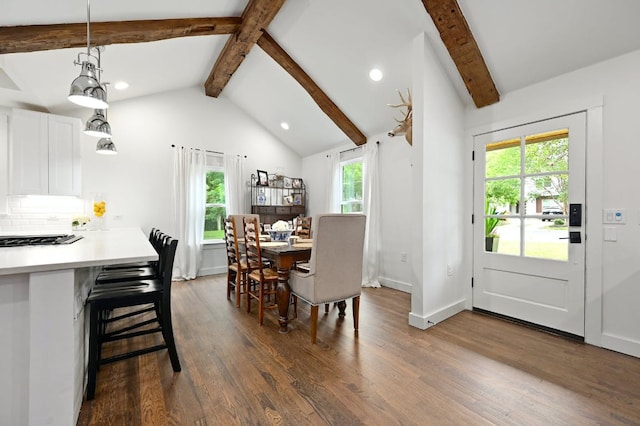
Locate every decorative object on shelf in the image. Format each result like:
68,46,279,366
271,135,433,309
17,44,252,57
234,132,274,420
256,188,267,205
71,215,91,231
293,193,302,205
284,177,292,188
257,169,269,186
283,195,293,206
292,178,302,189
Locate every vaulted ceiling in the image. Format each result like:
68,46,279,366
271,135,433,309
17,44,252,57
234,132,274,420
3,0,640,157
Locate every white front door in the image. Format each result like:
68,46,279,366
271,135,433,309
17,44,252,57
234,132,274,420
473,113,586,336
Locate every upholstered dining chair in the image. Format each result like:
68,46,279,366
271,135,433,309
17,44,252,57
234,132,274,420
289,213,366,344
243,216,279,325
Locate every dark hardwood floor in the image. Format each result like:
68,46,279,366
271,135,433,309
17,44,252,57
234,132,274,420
78,274,640,425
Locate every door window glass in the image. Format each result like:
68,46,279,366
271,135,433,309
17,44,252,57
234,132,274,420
484,129,569,260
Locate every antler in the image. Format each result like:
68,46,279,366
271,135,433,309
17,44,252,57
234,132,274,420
387,89,412,109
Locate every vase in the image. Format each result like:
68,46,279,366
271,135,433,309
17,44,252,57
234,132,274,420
92,193,108,231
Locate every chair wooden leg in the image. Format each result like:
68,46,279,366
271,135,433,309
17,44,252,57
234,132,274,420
337,300,347,317
247,279,252,313
235,270,242,308
258,282,265,325
293,295,298,318
226,270,233,300
310,305,319,344
352,296,360,334
324,303,329,314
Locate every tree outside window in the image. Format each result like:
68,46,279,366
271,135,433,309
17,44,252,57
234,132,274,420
204,169,226,240
341,160,362,213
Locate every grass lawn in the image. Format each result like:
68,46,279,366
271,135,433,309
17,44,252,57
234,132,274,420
204,230,224,241
497,240,568,261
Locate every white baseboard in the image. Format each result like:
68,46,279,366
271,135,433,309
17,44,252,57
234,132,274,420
197,266,227,277
601,333,640,358
378,276,412,293
408,299,466,330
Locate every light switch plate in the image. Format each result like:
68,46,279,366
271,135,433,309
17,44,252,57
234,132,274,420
603,209,626,224
604,227,617,241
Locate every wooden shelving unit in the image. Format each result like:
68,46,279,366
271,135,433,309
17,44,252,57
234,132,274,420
250,173,306,225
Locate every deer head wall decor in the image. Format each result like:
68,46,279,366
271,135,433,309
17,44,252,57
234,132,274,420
387,89,412,145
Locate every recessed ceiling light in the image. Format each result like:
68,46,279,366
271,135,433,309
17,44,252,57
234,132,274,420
369,68,383,82
280,122,290,130
114,81,129,90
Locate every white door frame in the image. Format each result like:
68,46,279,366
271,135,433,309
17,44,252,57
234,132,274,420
465,96,604,347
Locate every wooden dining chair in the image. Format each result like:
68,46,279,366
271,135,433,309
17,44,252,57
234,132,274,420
243,216,279,325
289,214,366,343
295,216,312,239
224,216,252,308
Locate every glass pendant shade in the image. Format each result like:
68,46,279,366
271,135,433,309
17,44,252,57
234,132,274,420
84,109,111,138
96,138,117,155
68,61,108,109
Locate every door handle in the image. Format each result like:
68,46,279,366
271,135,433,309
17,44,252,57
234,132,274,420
559,231,581,243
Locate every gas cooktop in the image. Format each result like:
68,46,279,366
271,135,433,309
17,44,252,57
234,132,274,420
0,234,84,247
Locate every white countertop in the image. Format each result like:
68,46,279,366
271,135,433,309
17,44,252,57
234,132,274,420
0,227,158,275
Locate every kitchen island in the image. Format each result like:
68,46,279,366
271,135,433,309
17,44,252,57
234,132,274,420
0,228,157,426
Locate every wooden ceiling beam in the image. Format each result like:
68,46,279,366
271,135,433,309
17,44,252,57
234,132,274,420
257,31,366,146
204,0,286,97
0,18,241,54
422,0,499,108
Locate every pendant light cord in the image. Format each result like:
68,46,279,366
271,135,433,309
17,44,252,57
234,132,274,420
86,0,91,56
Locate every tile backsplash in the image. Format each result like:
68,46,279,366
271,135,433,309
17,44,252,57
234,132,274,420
0,195,87,233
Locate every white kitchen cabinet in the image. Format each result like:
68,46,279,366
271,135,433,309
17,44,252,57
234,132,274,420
9,109,81,196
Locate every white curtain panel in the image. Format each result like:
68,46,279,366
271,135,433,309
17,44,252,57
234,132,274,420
225,154,245,214
361,142,381,288
172,147,206,280
326,152,341,212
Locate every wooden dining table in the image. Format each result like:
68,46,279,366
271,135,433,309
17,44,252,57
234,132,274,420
260,243,312,333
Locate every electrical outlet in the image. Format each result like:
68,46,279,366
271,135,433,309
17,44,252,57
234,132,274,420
447,264,453,276
400,252,407,263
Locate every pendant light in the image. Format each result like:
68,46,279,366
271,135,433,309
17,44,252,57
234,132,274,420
68,0,108,109
96,138,117,155
84,109,111,138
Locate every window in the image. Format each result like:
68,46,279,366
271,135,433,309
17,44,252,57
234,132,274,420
204,156,226,241
340,158,363,213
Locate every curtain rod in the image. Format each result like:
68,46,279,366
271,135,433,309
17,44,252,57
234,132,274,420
329,141,379,157
171,144,222,155
171,144,246,157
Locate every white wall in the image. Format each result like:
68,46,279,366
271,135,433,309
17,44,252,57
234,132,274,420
301,33,469,330
1,86,302,275
465,49,640,358
301,133,415,293
79,86,301,235
408,33,467,329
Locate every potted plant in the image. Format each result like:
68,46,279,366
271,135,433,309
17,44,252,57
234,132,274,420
485,200,500,252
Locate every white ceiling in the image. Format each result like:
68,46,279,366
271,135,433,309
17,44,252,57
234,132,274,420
3,0,640,157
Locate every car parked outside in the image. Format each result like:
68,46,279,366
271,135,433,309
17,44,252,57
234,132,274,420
541,208,564,221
